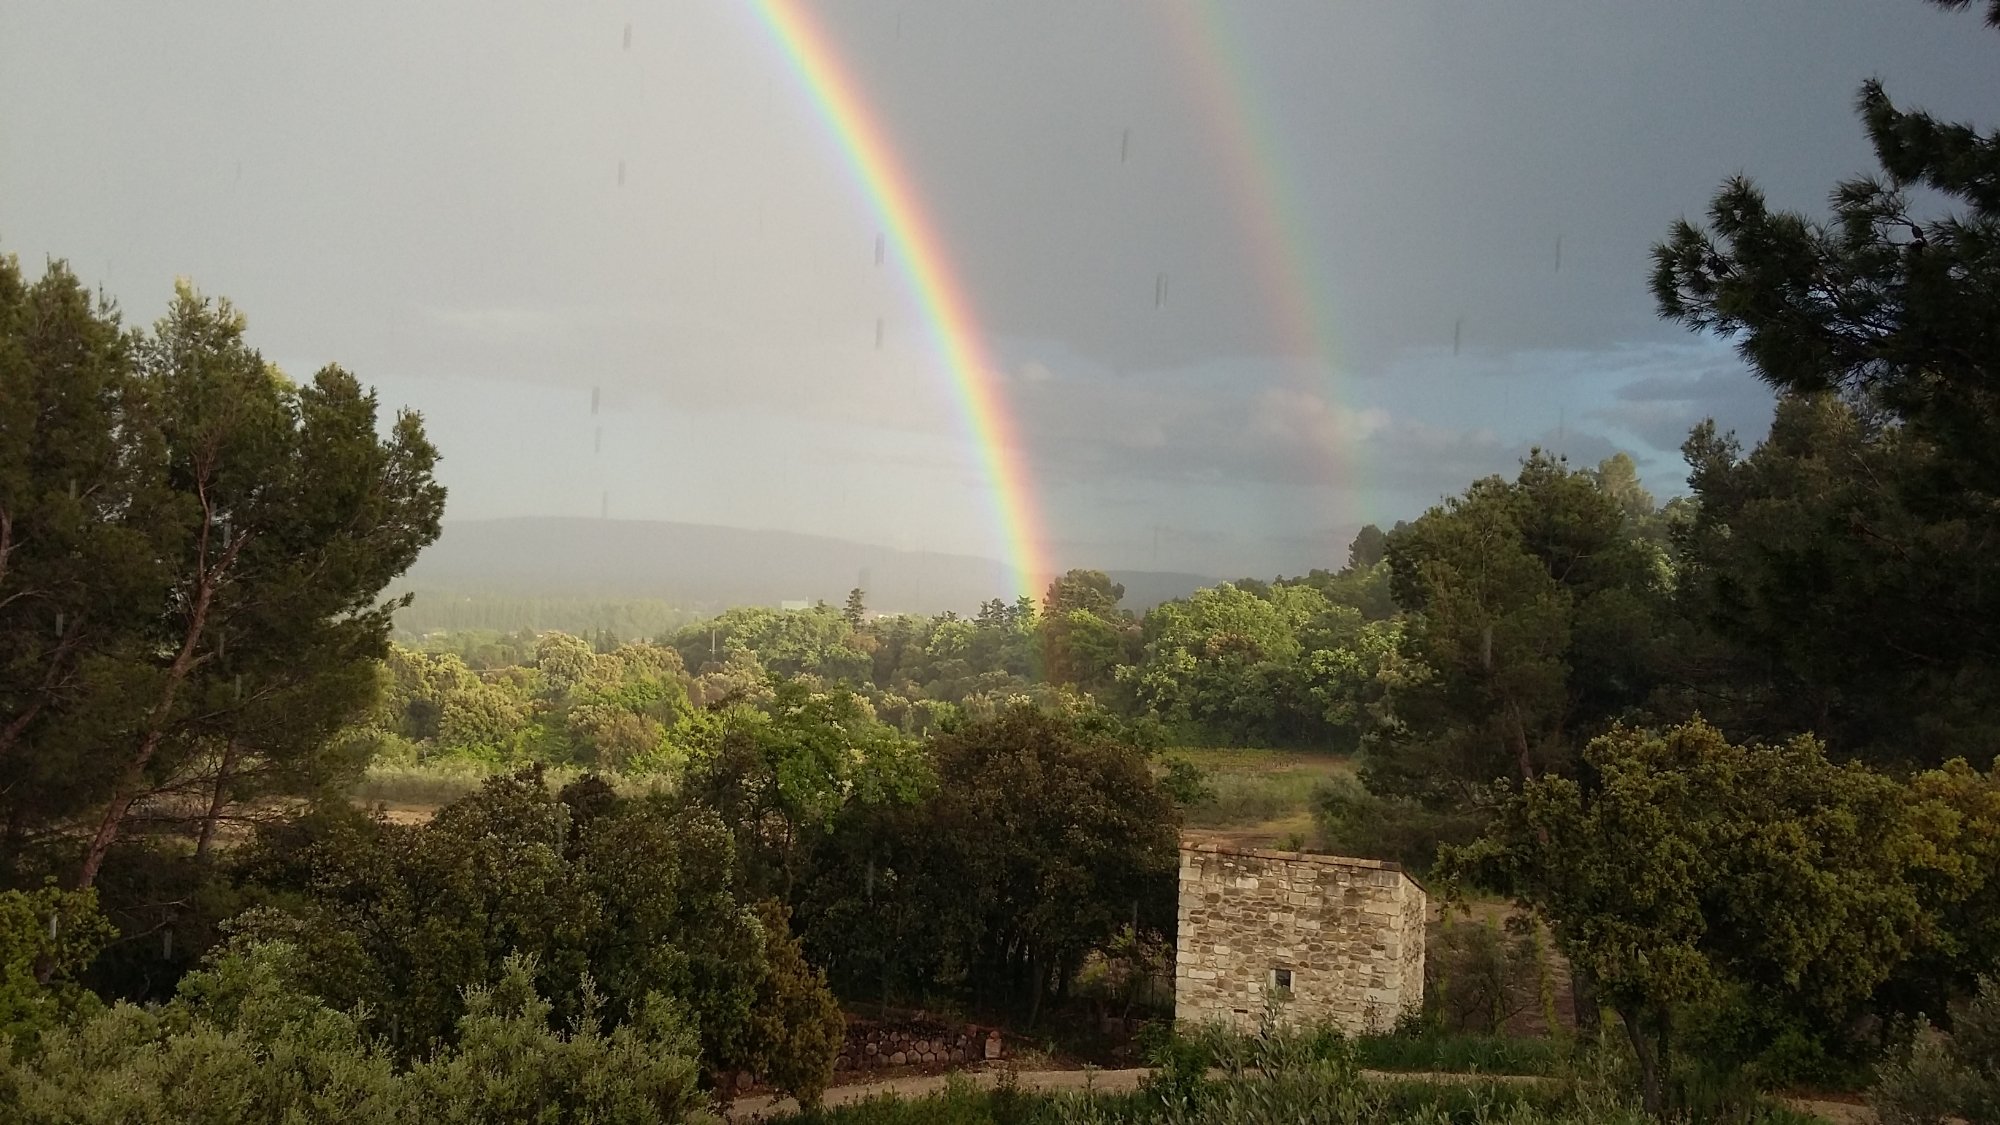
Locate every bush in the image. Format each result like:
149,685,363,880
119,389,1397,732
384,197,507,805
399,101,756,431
728,902,845,1108
1872,976,2000,1125
1352,1029,1564,1076
1675,985,1862,1095
1311,775,1482,874
0,941,710,1124
1423,912,1550,1036
231,769,769,1075
0,886,116,1050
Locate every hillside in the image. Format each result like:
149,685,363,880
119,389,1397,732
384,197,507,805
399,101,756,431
394,517,1215,618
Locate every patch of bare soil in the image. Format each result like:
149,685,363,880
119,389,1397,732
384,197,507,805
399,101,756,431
370,802,437,825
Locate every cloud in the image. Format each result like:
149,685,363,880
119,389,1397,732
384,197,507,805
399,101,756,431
997,350,1636,513
1249,387,1392,451
1588,357,1775,454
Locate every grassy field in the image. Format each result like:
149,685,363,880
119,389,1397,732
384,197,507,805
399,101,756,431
350,763,498,811
353,745,1349,841
1168,748,1355,849
350,762,672,822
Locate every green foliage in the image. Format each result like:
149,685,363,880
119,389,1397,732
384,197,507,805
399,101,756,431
1123,583,1351,746
1653,51,2000,499
920,709,1179,1015
363,633,691,770
0,261,446,890
1311,774,1480,875
794,709,1179,1018
1653,3,2000,775
1894,759,2000,1019
1871,976,2000,1125
229,769,776,1082
1373,453,1669,808
1672,396,2000,768
0,940,710,1124
670,604,871,685
393,594,694,648
1041,571,1137,695
1351,1028,1565,1077
1347,525,1389,571
1445,720,1932,1113
732,902,845,1108
771,1080,1657,1125
1155,757,1215,810
1673,985,1861,1096
400,955,708,1124
1422,913,1549,1038
680,680,926,901
0,886,115,1049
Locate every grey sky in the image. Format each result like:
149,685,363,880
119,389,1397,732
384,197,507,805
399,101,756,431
4,1,1994,579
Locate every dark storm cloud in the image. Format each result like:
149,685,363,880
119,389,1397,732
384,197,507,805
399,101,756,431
1,0,1989,569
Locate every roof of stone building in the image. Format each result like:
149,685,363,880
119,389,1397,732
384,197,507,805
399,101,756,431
1177,839,1429,893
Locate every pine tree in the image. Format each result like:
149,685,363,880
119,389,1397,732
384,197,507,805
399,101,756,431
0,263,446,888
1653,0,2000,493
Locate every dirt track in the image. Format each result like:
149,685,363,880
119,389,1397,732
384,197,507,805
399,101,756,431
724,1065,1873,1123
727,1065,1147,1119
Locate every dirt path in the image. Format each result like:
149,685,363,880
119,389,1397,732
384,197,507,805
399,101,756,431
729,1066,1560,1121
725,1066,1872,1122
727,1065,1147,1119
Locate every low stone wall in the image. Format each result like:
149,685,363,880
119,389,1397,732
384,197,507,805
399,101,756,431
1175,842,1426,1036
833,1017,1004,1073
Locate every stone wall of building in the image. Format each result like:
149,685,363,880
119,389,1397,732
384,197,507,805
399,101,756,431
1175,842,1426,1035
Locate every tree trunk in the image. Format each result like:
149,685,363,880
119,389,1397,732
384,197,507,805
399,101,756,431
1620,1003,1667,1118
0,697,45,760
1569,961,1600,1035
1507,701,1537,782
1026,953,1045,1028
194,740,240,863
76,530,239,890
1,806,26,879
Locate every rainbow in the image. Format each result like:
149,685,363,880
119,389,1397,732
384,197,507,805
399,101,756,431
1160,2,1355,524
747,1,1053,601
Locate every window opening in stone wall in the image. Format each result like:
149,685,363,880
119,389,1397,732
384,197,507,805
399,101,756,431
1271,967,1293,993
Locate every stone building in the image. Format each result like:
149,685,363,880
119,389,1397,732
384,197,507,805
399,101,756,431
1174,841,1426,1035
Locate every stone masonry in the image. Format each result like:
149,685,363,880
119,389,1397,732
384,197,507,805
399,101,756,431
1175,842,1426,1035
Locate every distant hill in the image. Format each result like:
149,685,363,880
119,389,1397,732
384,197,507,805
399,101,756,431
394,517,1216,619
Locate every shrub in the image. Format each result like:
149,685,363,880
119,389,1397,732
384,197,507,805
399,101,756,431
0,942,710,1124
1311,775,1482,874
728,902,845,1108
1352,1029,1564,1076
0,886,115,1050
1423,912,1546,1036
1872,976,2000,1125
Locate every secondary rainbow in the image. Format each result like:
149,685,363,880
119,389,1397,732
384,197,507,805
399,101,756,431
1161,2,1357,514
748,1,1052,600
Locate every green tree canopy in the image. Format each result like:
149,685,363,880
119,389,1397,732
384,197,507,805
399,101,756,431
0,265,445,890
1372,453,1669,805
1447,720,1933,1114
